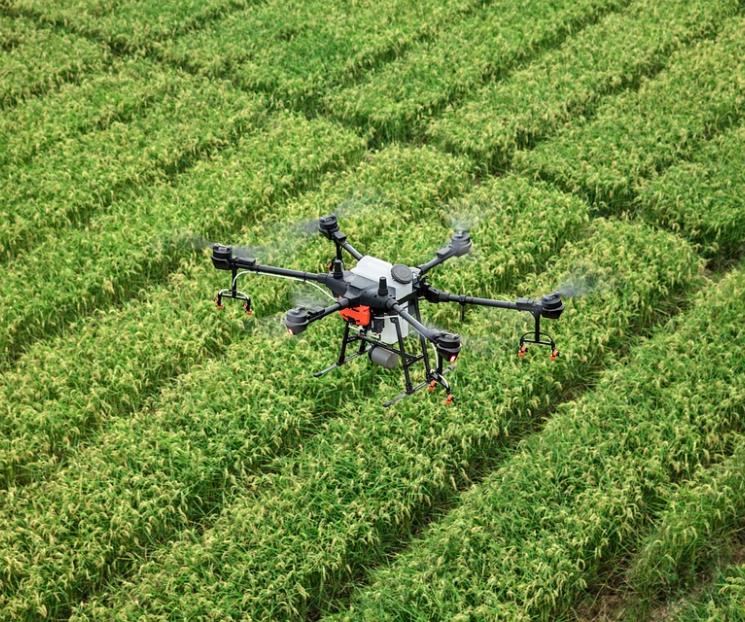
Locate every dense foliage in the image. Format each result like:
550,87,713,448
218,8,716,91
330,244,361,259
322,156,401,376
0,2,743,620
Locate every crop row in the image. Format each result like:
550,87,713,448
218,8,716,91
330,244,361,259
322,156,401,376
636,123,745,260
322,0,629,140
320,262,745,622
0,318,379,621
671,562,745,622
0,146,500,619
70,219,702,621
515,16,745,210
5,0,250,50
428,0,738,171
0,111,363,363
628,438,745,608
0,67,266,263
0,146,471,492
0,57,191,169
0,14,108,108
0,173,589,620
159,0,477,109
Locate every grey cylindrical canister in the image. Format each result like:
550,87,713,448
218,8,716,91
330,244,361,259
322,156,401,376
368,345,400,369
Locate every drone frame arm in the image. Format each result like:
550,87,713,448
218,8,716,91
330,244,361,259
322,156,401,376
419,284,563,357
389,301,437,341
305,298,350,325
337,239,363,261
286,297,350,335
389,301,462,367
416,232,472,277
417,249,459,277
318,215,364,261
230,255,332,286
419,283,524,313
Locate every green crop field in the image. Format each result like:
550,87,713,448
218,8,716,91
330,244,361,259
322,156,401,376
1,1,744,620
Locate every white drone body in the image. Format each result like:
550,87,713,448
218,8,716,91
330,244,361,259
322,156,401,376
348,256,416,344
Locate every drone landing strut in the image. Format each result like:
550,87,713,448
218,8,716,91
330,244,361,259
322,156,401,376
314,301,456,407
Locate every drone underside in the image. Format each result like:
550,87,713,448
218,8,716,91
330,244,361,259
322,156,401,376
212,214,564,406
312,254,456,407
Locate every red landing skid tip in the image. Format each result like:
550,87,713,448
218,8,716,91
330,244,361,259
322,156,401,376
517,345,528,358
215,297,224,310
427,380,438,393
550,349,559,361
444,394,454,406
243,303,253,316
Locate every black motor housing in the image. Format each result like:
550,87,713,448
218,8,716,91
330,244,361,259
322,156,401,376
540,292,564,319
451,230,472,257
433,331,462,362
285,306,315,335
318,214,340,238
211,245,233,270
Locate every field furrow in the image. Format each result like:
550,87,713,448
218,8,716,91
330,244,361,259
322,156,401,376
427,0,738,171
70,219,702,621
0,174,588,619
159,0,476,109
514,16,745,210
0,70,265,262
5,0,251,50
322,0,629,140
0,57,189,169
0,14,109,108
628,438,745,609
636,123,745,260
0,319,376,621
0,146,471,490
320,263,745,622
0,113,363,363
3,1,742,618
669,561,745,622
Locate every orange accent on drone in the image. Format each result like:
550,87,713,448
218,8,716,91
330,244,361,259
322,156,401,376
339,305,372,327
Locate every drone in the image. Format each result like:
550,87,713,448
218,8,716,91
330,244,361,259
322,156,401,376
211,214,564,407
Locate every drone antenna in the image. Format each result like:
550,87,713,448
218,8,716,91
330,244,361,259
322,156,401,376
378,276,389,297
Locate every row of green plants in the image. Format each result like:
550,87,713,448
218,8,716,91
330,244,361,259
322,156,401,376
71,218,702,621
160,0,477,109
5,0,250,50
0,168,587,615
0,318,380,621
320,263,745,622
671,561,745,622
0,57,185,169
0,145,484,620
636,123,745,260
628,437,745,614
0,146,471,491
514,16,745,210
0,111,363,362
322,0,630,140
0,67,266,262
428,0,738,171
0,13,108,108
